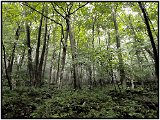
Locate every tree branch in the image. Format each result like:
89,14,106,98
69,2,89,15
54,2,67,15
68,2,73,14
51,2,65,19
22,3,64,40
23,3,59,25
144,47,154,60
145,8,158,39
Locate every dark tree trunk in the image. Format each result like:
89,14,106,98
92,18,96,85
35,7,44,85
42,33,50,80
4,25,20,89
2,40,12,90
8,25,20,78
88,66,92,87
139,2,158,79
26,23,34,86
38,16,48,86
8,42,16,77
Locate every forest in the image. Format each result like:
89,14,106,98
1,1,159,119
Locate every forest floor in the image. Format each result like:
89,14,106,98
2,84,158,119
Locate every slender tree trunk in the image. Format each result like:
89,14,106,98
57,40,62,89
67,15,80,89
42,33,50,80
2,40,12,90
49,49,56,87
6,25,20,89
139,2,158,79
58,24,69,88
25,22,34,86
128,15,143,88
38,14,48,86
7,42,16,76
35,7,44,85
92,20,96,86
112,8,126,89
97,25,101,46
88,65,92,88
141,6,158,40
7,25,20,80
106,31,114,84
17,47,25,71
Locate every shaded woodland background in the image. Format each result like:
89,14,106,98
2,2,159,119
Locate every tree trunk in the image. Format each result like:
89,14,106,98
106,30,114,84
67,15,80,89
7,25,20,81
35,7,44,85
42,33,50,80
5,25,20,89
92,19,96,86
49,49,56,88
131,76,135,89
112,8,126,89
57,39,62,89
58,24,69,89
2,40,12,90
128,15,143,88
139,2,158,79
17,47,25,71
7,42,16,78
88,65,92,88
38,14,48,86
25,22,34,86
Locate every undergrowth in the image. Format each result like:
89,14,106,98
2,85,158,118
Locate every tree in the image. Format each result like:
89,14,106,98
138,2,158,79
38,6,48,86
2,2,158,90
34,5,44,86
112,5,126,89
2,40,12,90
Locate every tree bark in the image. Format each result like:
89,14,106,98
25,22,34,86
88,65,92,88
67,15,80,89
7,25,20,80
42,33,50,80
92,18,96,86
38,14,48,86
49,49,56,87
2,40,12,90
139,2,158,79
35,7,44,85
112,7,126,89
7,42,16,77
17,47,26,71
58,24,69,88
106,30,114,84
57,39,62,88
